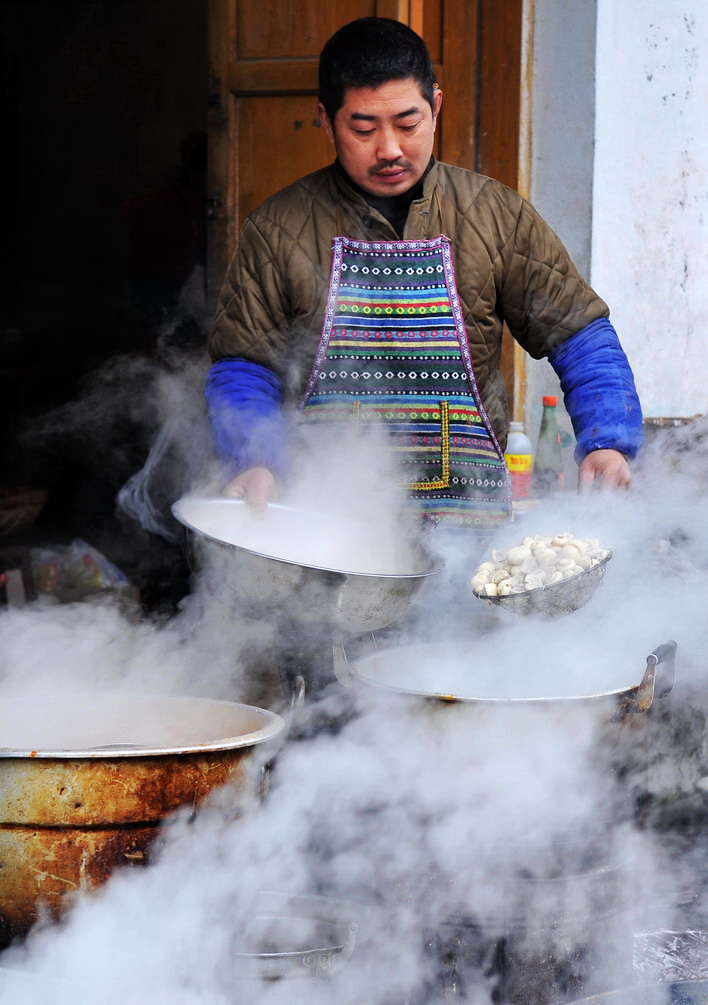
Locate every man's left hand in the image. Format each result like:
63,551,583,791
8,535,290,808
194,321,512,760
578,449,632,491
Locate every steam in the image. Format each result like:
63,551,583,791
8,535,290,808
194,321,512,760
0,599,271,700
22,343,214,548
2,405,708,1001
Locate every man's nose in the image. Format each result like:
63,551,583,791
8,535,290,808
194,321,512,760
376,127,403,162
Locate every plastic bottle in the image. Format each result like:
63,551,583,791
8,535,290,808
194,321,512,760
504,421,534,499
533,395,564,495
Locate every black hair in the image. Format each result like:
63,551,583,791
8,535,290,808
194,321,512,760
318,17,436,124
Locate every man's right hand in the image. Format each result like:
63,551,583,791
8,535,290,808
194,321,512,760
222,467,277,510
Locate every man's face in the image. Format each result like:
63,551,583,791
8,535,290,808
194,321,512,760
318,78,443,198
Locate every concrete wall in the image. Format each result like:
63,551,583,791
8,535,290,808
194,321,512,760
523,0,707,474
523,0,598,475
592,0,708,419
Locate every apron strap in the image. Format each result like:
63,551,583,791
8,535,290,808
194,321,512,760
433,185,445,235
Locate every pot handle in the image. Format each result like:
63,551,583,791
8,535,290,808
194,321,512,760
286,674,306,737
632,640,677,713
303,921,359,978
332,642,354,688
332,634,380,688
260,676,305,796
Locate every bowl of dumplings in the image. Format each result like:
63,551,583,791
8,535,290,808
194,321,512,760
471,532,612,619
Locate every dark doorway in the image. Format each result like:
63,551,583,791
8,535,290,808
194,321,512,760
0,1,208,611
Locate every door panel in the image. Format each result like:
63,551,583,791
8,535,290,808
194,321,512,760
236,2,374,59
236,95,332,214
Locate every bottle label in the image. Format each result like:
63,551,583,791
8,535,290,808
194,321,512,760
505,454,532,472
504,453,533,499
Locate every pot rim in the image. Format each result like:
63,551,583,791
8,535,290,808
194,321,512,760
172,496,443,580
566,979,708,1003
0,691,285,758
351,675,633,705
348,640,674,705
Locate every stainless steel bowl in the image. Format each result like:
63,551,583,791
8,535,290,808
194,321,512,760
172,496,442,635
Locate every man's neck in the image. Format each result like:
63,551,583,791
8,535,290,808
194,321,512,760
335,159,433,237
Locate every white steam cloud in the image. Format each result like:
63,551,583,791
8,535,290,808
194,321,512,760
2,406,708,1002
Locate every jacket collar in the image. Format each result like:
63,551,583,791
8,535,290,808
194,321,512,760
331,158,439,209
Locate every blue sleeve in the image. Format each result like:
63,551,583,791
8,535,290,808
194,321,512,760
204,358,290,478
548,318,644,463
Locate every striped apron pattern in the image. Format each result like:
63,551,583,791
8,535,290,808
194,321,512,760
298,234,510,528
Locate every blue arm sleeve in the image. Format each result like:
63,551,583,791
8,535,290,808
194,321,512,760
204,358,290,479
548,318,644,463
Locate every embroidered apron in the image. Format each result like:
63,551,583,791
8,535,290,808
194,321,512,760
297,234,511,528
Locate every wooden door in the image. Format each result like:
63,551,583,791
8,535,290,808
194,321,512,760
207,0,522,397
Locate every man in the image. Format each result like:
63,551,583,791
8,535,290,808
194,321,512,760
206,17,642,528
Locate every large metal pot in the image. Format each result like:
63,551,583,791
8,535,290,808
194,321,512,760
345,640,678,1003
0,691,284,944
568,981,708,1003
344,638,677,798
231,892,373,981
344,637,677,851
172,496,442,635
345,638,677,711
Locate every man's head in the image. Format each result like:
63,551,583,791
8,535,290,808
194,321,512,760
317,18,442,198
318,17,437,124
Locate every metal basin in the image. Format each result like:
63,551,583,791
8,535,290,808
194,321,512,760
232,892,372,980
345,639,677,840
0,692,284,944
172,496,442,635
568,981,708,1003
347,639,676,711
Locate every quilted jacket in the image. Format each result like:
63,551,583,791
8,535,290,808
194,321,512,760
210,159,610,446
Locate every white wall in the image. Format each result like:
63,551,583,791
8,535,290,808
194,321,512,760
523,0,597,470
592,1,708,419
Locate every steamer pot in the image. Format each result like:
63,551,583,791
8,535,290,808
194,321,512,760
568,981,708,1003
346,639,677,712
232,892,372,980
345,639,677,837
346,641,679,1003
0,691,284,944
172,496,442,635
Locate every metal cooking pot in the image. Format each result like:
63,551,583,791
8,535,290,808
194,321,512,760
345,639,677,837
231,892,373,981
568,981,708,1003
346,640,680,1005
172,496,442,635
0,691,284,944
345,639,677,713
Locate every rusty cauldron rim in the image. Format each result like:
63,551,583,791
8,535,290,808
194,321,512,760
0,691,285,759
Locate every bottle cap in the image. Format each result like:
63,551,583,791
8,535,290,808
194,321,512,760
542,395,558,407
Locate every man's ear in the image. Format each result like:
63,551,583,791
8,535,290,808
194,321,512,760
317,103,336,145
432,87,443,126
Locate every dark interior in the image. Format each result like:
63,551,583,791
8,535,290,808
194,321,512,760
0,1,209,612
